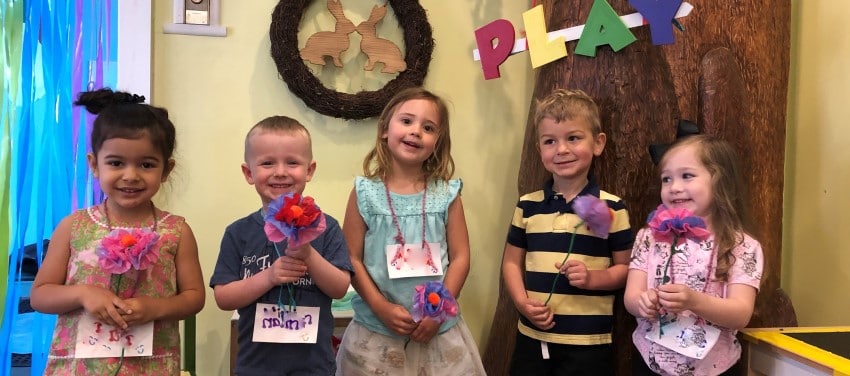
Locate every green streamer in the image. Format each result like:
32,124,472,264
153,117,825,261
0,0,25,327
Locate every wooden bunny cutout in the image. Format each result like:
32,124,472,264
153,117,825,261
356,5,407,74
300,0,356,68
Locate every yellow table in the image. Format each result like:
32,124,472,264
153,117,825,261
741,327,850,376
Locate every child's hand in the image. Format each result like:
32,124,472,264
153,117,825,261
637,289,660,320
118,296,158,327
409,316,440,344
656,283,697,314
557,260,590,289
518,298,554,330
80,285,131,329
375,301,417,336
285,243,313,261
267,255,308,285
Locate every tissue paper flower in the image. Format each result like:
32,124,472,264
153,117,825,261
96,228,160,274
646,205,711,336
647,205,711,246
572,195,614,239
412,281,458,323
545,195,614,304
264,192,327,248
647,204,711,285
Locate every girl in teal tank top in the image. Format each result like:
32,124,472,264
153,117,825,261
335,88,485,375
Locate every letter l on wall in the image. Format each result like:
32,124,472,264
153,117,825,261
524,4,567,68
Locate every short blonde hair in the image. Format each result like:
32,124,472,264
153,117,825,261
534,89,602,135
244,115,312,161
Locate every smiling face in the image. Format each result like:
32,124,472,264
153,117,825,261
660,143,714,220
241,129,316,209
88,134,173,218
382,99,441,172
537,116,606,188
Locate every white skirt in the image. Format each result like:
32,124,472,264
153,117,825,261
336,318,486,376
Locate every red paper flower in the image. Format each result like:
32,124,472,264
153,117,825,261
264,192,327,248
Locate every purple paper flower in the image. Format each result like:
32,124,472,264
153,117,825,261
545,195,614,305
411,281,458,323
573,195,614,239
264,192,327,249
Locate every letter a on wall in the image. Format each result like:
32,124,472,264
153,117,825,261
575,0,637,57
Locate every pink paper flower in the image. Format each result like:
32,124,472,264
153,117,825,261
647,205,710,285
264,192,327,249
96,229,160,274
646,205,711,336
647,205,711,246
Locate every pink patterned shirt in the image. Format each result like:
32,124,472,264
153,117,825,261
629,227,763,376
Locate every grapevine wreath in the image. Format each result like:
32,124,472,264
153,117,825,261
269,0,434,120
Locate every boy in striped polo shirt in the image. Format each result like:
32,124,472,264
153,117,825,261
501,89,634,375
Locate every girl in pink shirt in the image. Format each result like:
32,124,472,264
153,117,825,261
625,135,763,376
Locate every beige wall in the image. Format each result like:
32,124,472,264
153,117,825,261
784,1,850,326
151,2,849,375
153,2,532,375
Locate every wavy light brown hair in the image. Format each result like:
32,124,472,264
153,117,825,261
534,88,602,138
362,87,454,181
660,135,753,281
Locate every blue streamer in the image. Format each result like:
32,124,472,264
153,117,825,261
0,0,36,373
1,0,116,374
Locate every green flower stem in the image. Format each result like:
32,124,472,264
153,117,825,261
113,274,123,295
660,234,679,287
184,315,196,375
112,273,125,376
658,233,679,336
544,223,583,305
112,349,125,376
272,243,298,311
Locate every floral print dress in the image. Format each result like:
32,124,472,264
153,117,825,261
44,206,184,375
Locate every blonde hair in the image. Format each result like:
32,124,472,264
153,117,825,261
534,89,602,136
660,135,752,281
244,115,312,161
362,87,454,181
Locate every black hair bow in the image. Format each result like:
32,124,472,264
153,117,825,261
648,120,700,165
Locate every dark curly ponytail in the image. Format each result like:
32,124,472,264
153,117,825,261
75,88,176,161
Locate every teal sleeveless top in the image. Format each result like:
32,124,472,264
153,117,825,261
350,176,462,338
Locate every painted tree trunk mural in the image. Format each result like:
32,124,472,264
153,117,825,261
483,1,791,375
